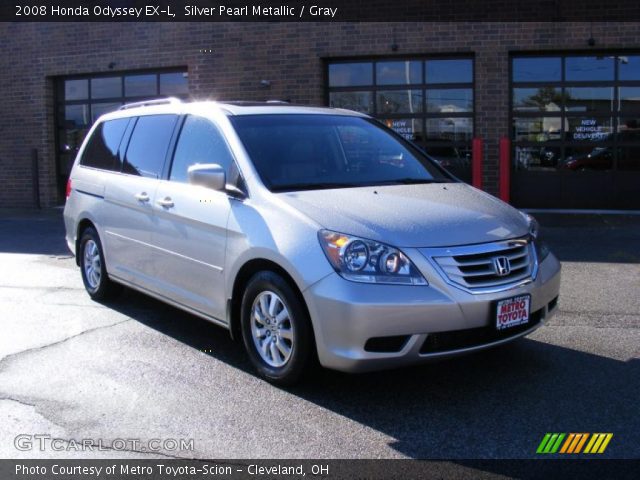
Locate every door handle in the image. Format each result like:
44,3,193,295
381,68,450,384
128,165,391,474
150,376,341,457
157,197,174,208
134,192,150,202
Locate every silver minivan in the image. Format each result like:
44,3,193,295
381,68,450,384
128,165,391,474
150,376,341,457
64,98,561,385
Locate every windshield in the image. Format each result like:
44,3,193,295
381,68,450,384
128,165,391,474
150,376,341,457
229,114,451,192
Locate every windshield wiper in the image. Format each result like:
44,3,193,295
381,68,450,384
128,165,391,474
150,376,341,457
271,182,361,192
372,178,449,185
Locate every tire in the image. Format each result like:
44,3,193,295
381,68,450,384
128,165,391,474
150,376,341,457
79,226,122,301
240,271,313,386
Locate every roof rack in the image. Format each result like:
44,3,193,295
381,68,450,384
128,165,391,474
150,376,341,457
119,97,182,110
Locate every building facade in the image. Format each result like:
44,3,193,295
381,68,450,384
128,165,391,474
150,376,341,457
1,22,639,209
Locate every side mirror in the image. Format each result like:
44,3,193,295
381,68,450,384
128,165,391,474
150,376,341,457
188,163,225,191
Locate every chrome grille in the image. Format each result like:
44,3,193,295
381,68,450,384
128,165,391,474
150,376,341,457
426,239,536,293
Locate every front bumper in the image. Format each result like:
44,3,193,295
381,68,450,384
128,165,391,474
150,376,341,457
303,250,561,373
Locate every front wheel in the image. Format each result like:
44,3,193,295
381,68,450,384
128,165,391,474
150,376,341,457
240,271,313,386
79,227,122,301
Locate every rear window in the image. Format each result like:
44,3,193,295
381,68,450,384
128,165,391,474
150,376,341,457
123,115,178,178
80,118,129,171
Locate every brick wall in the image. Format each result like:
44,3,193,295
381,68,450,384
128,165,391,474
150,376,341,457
0,21,638,207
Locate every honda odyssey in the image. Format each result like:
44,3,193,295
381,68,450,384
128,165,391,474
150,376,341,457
64,98,561,385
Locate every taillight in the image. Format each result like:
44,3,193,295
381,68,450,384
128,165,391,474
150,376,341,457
65,178,72,198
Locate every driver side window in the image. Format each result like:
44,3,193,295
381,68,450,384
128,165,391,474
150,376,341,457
170,115,235,183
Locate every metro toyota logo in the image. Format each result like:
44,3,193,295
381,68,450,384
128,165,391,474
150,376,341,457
493,256,511,276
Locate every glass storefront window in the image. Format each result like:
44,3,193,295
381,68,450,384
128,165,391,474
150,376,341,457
425,59,472,84
512,57,561,82
329,91,373,113
381,118,424,142
64,79,88,100
565,56,614,82
562,145,614,171
377,90,423,114
619,56,640,81
376,61,422,85
328,63,373,87
91,77,121,99
567,117,613,142
64,104,90,127
426,89,472,113
618,118,640,142
619,87,640,112
565,87,613,113
125,74,157,97
426,117,473,142
513,87,563,112
160,72,189,95
513,117,562,142
616,146,640,170
512,54,640,175
328,57,474,182
91,102,122,122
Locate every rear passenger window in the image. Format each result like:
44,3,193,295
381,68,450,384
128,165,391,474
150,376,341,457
123,115,177,178
80,118,129,171
170,116,235,183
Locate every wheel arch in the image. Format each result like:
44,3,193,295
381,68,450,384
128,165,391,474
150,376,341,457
228,258,314,344
75,218,97,266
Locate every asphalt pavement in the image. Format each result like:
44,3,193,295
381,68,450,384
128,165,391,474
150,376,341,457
0,208,638,461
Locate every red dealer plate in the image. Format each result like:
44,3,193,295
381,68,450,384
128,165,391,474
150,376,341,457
495,294,531,331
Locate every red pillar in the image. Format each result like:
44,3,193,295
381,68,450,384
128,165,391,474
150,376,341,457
471,138,483,190
499,137,511,203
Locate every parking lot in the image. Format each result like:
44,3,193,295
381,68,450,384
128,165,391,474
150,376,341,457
0,209,638,459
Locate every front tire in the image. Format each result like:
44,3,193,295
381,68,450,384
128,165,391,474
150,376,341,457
79,227,121,301
240,271,313,386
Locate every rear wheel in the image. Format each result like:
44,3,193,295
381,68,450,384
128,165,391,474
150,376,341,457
240,271,313,386
79,227,121,300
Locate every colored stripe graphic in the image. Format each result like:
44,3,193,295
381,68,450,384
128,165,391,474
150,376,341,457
538,433,612,454
536,433,565,454
584,433,614,454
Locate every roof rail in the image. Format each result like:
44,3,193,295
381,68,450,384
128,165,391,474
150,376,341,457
266,99,289,104
119,97,182,110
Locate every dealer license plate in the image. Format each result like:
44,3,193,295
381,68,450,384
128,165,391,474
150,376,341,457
495,294,531,331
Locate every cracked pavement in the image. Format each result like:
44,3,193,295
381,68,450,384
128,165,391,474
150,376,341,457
0,209,638,459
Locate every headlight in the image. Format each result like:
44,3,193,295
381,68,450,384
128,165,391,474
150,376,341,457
521,212,550,262
318,230,428,285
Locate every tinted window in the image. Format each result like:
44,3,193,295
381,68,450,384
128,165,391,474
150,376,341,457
80,118,129,171
329,91,373,113
65,79,88,100
91,77,121,99
160,72,189,95
328,63,373,87
426,88,473,112
513,87,563,112
124,115,177,178
125,74,157,97
513,57,561,82
426,59,473,83
377,90,423,114
230,114,449,191
170,116,235,183
565,56,614,82
619,56,640,81
376,61,422,85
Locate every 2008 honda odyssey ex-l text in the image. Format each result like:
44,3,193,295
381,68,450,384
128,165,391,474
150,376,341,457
64,98,561,385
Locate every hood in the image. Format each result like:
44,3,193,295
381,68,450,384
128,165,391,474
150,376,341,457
277,183,528,248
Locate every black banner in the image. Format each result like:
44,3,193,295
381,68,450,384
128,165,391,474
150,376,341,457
1,459,640,480
3,0,640,22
